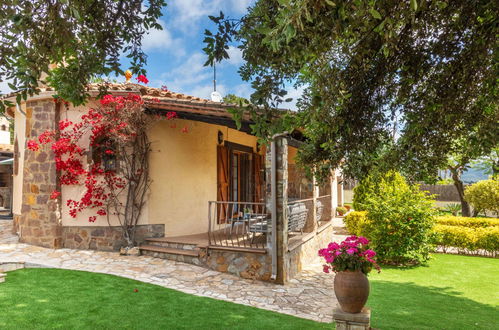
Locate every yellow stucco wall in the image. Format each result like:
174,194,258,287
148,119,260,236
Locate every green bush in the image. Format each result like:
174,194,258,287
435,215,499,228
356,171,436,265
432,224,499,255
352,175,378,211
464,179,499,215
344,211,369,236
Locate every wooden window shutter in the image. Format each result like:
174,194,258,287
253,153,264,203
217,145,229,221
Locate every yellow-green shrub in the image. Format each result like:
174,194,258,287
432,224,499,255
435,215,499,228
344,211,369,236
464,179,499,215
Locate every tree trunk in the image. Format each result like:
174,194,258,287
448,166,471,217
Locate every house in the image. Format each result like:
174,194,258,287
5,80,344,284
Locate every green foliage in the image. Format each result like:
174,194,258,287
464,179,499,215
443,203,461,216
0,0,166,109
336,206,347,216
203,0,498,181
436,215,499,228
357,171,436,265
432,225,499,255
353,174,379,211
436,178,454,185
223,94,250,106
344,211,369,236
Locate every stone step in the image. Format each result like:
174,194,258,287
144,238,200,250
139,244,202,266
0,273,6,283
139,245,200,257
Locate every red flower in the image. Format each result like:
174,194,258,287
133,288,139,293
104,149,114,155
181,126,188,133
50,190,61,200
27,140,40,151
136,75,149,84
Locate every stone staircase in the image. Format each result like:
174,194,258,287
139,237,205,266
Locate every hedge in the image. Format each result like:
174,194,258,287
435,216,499,228
432,224,499,256
344,212,499,256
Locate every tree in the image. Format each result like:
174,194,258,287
203,0,498,182
0,0,165,110
223,94,250,105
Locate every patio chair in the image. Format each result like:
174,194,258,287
249,214,270,243
287,202,308,233
316,200,324,224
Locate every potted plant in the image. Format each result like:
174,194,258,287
319,236,380,313
336,206,347,216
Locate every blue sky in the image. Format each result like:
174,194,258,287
135,0,255,100
0,0,300,109
137,0,301,109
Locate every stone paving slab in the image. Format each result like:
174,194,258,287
0,220,347,323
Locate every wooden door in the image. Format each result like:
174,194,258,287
217,145,229,222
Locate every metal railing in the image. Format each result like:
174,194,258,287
317,195,332,224
208,201,269,250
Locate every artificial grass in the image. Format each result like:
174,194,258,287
368,253,499,330
0,268,329,330
1,254,497,329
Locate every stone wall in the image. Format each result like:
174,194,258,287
286,224,335,280
62,224,165,251
17,100,62,248
203,250,272,281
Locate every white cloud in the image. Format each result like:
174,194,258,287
169,0,255,33
163,53,211,89
231,83,253,99
228,0,254,14
0,80,12,95
169,0,221,32
225,46,244,66
142,19,185,56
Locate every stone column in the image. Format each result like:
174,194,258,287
18,99,62,248
265,136,289,284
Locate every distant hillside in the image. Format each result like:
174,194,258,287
461,167,489,184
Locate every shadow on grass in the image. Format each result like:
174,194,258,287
369,280,499,330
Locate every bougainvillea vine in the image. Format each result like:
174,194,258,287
27,91,178,246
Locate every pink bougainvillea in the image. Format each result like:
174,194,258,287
32,93,178,227
136,75,149,84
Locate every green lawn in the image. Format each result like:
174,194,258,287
1,254,497,329
0,268,328,330
369,253,499,330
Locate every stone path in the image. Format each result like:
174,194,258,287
0,220,347,323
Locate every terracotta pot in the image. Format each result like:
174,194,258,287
334,270,370,313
